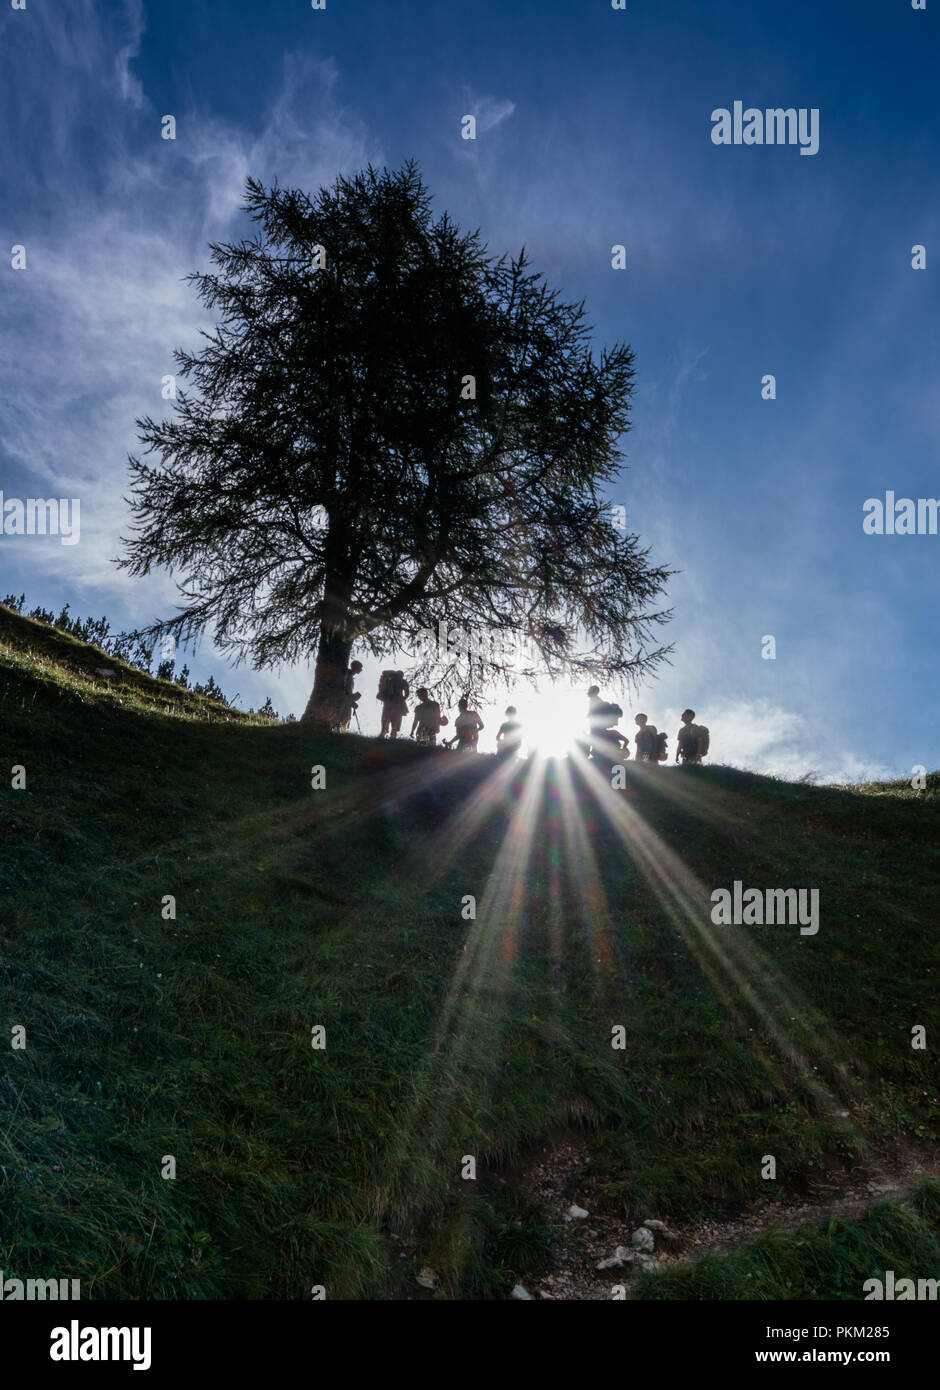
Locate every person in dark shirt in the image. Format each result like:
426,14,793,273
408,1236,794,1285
676,708,702,764
633,712,658,761
379,670,409,738
411,688,443,744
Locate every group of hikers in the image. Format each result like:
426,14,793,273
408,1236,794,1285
338,663,709,765
583,688,709,766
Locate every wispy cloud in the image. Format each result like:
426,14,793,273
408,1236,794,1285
115,0,146,109
657,696,897,786
0,9,380,626
2,2,935,769
470,94,516,135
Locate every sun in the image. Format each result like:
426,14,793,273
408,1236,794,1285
487,683,590,759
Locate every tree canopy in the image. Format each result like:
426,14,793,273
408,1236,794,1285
120,162,672,724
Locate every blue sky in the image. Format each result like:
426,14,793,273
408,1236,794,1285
1,0,937,778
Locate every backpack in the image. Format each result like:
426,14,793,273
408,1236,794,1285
696,725,709,757
599,701,623,724
677,725,699,756
377,671,407,701
654,730,668,762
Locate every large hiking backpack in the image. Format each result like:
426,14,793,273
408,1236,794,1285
677,725,699,758
654,730,669,762
696,725,710,758
378,671,407,701
598,701,623,725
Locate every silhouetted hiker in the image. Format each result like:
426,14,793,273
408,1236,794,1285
495,706,523,759
410,688,444,745
377,669,409,739
339,659,363,730
634,712,657,761
676,708,709,764
446,696,484,751
586,686,628,763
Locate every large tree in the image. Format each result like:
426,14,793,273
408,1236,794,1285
120,164,672,726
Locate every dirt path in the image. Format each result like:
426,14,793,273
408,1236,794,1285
517,1138,939,1300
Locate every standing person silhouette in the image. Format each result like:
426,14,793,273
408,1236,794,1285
495,706,523,759
676,708,704,764
633,712,657,761
410,688,443,744
379,670,409,738
338,660,363,730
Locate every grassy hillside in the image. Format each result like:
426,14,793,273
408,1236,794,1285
1,601,938,1299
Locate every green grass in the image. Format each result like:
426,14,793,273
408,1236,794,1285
633,1182,940,1300
1,601,938,1298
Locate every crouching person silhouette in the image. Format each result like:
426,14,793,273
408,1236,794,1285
586,686,628,772
446,697,484,751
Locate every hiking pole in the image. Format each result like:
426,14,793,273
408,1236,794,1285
352,706,361,733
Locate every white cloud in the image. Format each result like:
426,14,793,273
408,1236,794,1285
115,0,146,109
472,95,516,134
664,696,896,785
0,20,380,617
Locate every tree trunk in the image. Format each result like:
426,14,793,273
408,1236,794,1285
301,627,354,728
